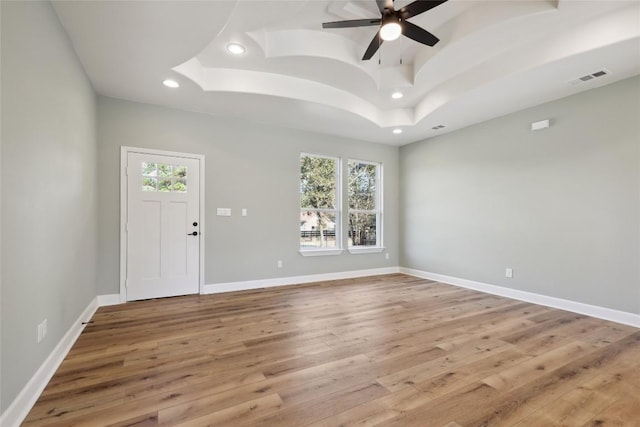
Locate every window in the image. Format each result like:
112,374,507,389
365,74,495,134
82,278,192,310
348,160,381,250
300,154,341,253
141,162,187,193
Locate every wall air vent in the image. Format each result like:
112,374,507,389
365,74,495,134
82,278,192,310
432,125,446,130
568,69,611,85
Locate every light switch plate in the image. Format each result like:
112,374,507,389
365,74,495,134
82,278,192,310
216,208,231,217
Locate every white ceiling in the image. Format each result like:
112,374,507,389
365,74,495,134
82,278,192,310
52,0,640,146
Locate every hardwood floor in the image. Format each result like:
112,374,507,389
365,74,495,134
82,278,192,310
23,274,640,426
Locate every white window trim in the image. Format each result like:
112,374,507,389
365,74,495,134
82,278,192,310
347,247,385,254
299,153,342,253
347,159,383,252
299,248,345,257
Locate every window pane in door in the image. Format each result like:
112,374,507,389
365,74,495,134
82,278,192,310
173,165,187,177
142,162,157,176
159,179,172,192
158,163,172,178
173,179,187,193
142,177,157,192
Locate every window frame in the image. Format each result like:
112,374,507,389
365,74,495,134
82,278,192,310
299,153,344,256
347,159,384,254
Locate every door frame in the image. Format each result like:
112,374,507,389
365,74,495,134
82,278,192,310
120,146,205,303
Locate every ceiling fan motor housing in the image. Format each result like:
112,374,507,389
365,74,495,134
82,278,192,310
380,12,402,41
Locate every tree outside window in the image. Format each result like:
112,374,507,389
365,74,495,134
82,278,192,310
300,154,340,249
348,160,381,247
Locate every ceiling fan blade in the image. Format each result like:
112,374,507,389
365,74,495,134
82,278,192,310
376,0,394,13
323,18,381,29
399,0,448,19
402,20,440,46
362,31,383,60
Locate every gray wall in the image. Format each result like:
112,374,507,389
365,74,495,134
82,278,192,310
0,0,637,417
96,97,400,295
400,76,640,314
1,1,98,412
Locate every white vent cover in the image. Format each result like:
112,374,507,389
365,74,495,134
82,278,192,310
568,69,611,85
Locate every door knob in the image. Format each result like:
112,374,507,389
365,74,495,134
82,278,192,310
188,231,198,236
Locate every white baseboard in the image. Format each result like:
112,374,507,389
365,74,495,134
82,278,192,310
400,268,640,328
97,293,121,306
9,266,633,427
0,297,99,427
203,266,401,294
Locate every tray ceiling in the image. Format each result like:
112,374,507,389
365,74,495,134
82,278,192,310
52,0,640,145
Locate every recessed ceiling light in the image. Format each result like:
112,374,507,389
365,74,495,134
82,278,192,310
392,128,403,134
391,91,403,99
162,79,179,89
226,43,246,55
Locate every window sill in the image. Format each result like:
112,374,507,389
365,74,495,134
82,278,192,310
299,249,345,257
347,247,385,254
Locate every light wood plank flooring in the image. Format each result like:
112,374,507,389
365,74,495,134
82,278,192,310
23,274,640,426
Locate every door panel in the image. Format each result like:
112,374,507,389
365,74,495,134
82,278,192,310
140,200,161,278
126,152,200,301
165,201,189,277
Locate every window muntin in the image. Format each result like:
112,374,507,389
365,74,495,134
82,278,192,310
348,160,381,247
142,162,187,193
300,154,340,249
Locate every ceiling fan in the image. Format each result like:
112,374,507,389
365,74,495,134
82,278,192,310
322,0,448,61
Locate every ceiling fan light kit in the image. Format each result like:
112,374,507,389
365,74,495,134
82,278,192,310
322,0,448,60
380,15,402,41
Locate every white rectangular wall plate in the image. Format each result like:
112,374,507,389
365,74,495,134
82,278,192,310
531,119,550,131
216,208,231,216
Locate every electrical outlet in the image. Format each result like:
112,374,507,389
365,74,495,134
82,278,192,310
385,253,390,260
505,268,513,278
277,260,283,268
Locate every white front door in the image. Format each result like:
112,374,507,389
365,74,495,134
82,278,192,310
125,151,201,301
